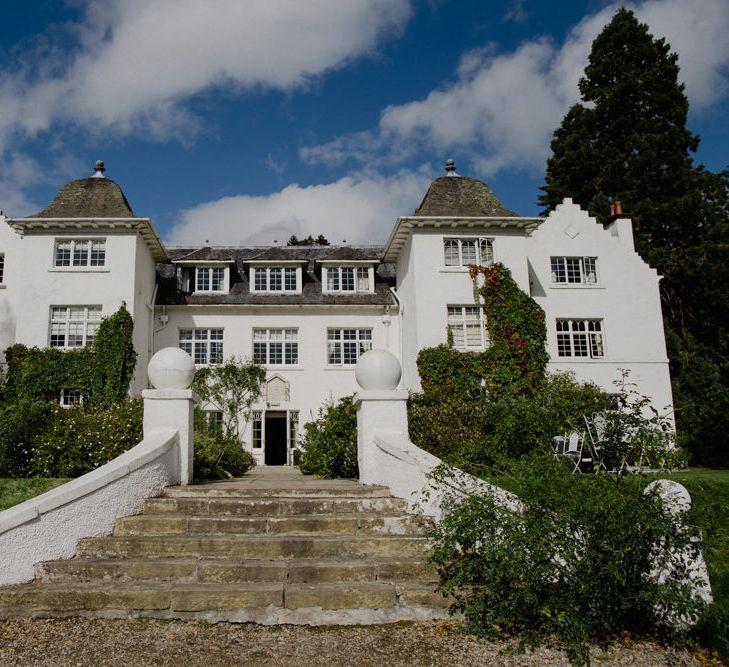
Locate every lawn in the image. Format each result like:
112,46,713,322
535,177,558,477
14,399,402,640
0,478,70,512
655,468,729,657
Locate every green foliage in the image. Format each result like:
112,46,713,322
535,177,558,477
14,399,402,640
429,456,706,665
191,356,266,441
192,413,256,481
408,372,609,472
286,234,330,246
0,399,54,477
3,303,137,406
30,398,143,477
538,7,729,467
474,264,549,396
416,345,487,397
0,478,70,511
3,344,93,402
89,303,137,405
417,264,548,398
299,396,358,478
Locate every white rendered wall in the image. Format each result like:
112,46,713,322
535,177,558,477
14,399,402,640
527,200,673,411
154,305,400,462
2,227,158,393
0,218,22,363
398,228,530,392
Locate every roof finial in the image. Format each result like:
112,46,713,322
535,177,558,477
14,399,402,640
91,160,106,178
445,158,458,176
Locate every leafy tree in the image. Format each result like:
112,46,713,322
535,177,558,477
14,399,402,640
287,234,330,246
191,356,266,441
539,8,729,466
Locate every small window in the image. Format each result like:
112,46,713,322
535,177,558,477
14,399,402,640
252,411,263,449
49,306,102,349
447,306,488,350
205,410,224,428
443,238,493,267
556,319,604,358
551,257,598,285
54,239,106,268
195,267,227,292
0,253,4,283
253,328,298,366
251,266,299,293
327,328,372,365
324,266,372,293
59,388,88,408
179,328,224,365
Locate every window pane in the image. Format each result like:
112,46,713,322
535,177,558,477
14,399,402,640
284,268,297,290
479,239,493,265
269,268,282,291
90,241,106,267
55,241,71,267
269,342,283,364
565,258,582,283
73,241,89,266
196,268,210,291
327,341,341,364
551,257,565,283
327,268,339,291
212,268,225,290
341,267,355,291
443,240,459,266
461,240,477,264
253,342,267,364
357,267,369,291
285,343,298,365
254,268,267,290
583,258,597,284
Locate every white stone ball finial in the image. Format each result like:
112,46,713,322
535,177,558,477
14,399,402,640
644,479,692,514
147,347,196,390
355,349,402,390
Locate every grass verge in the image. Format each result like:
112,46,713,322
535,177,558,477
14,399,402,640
0,478,70,512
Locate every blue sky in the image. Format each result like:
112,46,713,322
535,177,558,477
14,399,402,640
1,0,727,246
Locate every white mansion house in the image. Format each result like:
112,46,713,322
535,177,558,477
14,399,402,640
0,160,672,466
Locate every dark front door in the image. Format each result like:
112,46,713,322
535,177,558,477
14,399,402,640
264,413,287,465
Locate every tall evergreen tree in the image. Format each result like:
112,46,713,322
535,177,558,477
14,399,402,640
540,8,729,466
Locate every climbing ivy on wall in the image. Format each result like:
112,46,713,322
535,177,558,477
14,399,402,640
89,303,137,404
3,303,137,404
417,263,547,397
473,263,548,396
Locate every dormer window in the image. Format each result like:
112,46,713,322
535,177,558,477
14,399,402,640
54,239,106,268
249,264,301,293
322,265,374,294
443,237,493,267
195,266,226,292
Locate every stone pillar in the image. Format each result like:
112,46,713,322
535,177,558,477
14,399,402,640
353,349,408,485
142,347,198,485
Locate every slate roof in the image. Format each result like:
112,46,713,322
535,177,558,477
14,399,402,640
415,176,518,217
157,246,395,307
33,178,136,218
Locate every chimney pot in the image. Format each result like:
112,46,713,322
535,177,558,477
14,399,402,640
615,200,623,215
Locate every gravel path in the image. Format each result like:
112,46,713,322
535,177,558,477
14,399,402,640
0,619,705,666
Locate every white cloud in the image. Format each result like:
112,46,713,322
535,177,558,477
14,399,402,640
302,0,729,176
167,170,430,246
0,0,412,145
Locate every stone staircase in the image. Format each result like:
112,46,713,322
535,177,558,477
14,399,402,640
0,468,450,624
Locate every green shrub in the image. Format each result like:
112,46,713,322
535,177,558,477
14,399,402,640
416,345,487,397
193,425,256,481
0,399,54,477
408,373,610,471
299,396,358,478
30,398,143,477
430,455,706,665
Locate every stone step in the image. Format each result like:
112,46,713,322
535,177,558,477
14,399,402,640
113,513,432,537
36,557,437,585
163,483,393,499
0,581,450,622
77,534,432,561
143,495,408,517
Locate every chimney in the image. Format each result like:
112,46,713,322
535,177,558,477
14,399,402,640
604,200,634,252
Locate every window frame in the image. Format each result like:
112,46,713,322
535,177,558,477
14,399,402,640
178,328,224,365
252,328,299,366
194,266,228,293
447,305,489,351
443,237,494,268
53,238,106,269
249,265,301,294
322,264,375,294
326,328,373,366
59,388,89,408
48,305,102,349
0,252,4,284
556,319,605,359
550,256,599,286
